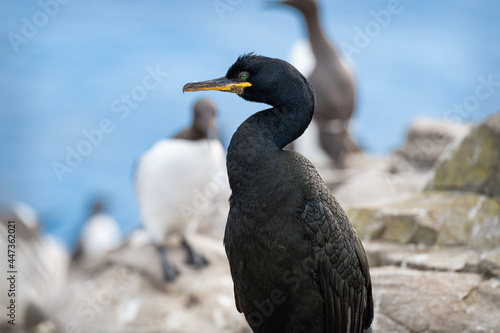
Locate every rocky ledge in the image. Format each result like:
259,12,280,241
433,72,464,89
9,113,500,333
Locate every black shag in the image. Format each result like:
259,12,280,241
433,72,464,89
183,54,372,332
279,0,360,167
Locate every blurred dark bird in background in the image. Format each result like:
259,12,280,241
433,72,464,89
72,200,122,261
278,0,360,168
174,99,218,140
184,54,372,332
134,98,227,281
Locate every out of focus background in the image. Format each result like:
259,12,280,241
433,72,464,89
1,0,499,249
1,1,500,332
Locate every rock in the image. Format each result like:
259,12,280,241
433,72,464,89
371,266,500,332
51,227,500,333
54,234,250,333
31,320,61,333
348,191,500,250
364,241,500,279
0,208,69,333
426,112,500,197
327,153,428,207
460,247,500,278
402,249,479,272
389,118,471,173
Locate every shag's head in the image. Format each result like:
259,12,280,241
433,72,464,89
183,53,314,108
192,98,216,139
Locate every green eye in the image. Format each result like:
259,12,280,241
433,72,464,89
239,72,249,81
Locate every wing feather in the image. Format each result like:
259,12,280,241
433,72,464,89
302,197,373,333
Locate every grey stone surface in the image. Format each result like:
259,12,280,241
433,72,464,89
426,112,500,197
348,191,500,251
370,266,500,333
389,118,471,172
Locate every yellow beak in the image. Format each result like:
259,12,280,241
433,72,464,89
183,77,252,95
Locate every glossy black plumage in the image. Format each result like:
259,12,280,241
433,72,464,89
183,54,373,333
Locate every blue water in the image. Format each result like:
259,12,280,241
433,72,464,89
1,0,499,250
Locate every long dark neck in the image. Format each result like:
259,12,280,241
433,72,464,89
302,4,339,63
227,100,314,191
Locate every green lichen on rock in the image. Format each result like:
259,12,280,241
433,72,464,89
380,213,438,245
409,224,439,245
348,192,500,250
347,207,383,241
348,202,439,246
426,112,500,197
